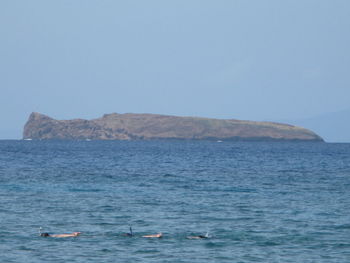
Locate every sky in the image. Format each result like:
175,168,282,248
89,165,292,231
0,0,349,140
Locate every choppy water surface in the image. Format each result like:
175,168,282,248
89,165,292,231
0,140,350,262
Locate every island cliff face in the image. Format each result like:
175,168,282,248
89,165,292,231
23,112,324,141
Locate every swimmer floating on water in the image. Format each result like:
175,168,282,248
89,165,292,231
142,232,163,238
39,228,81,238
187,232,210,239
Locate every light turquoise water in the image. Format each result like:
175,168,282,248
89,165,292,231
1,140,350,262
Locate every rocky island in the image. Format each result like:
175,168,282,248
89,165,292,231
23,112,324,141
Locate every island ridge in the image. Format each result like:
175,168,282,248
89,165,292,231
23,112,324,142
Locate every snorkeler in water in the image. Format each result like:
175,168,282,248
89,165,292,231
122,226,133,237
40,232,81,238
142,232,163,238
187,232,210,239
39,228,81,238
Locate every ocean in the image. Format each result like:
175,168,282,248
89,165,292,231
0,140,350,262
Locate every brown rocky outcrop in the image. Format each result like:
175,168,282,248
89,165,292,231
23,112,324,141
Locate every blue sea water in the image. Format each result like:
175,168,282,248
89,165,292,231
0,140,350,262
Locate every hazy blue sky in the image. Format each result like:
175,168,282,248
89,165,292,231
1,0,349,139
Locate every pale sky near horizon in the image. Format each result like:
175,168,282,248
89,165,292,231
0,0,349,139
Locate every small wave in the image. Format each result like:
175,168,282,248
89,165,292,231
162,173,178,178
17,245,35,251
204,241,227,248
334,224,350,230
68,188,104,192
256,240,281,246
135,249,161,254
100,248,113,253
333,243,350,248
